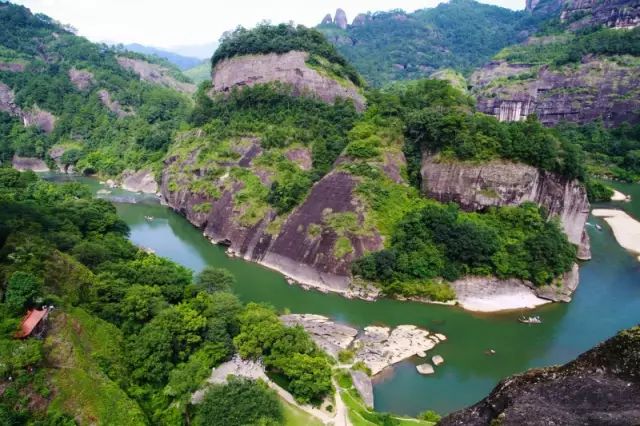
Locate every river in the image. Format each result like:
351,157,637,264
47,174,640,416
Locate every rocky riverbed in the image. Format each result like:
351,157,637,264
280,314,444,375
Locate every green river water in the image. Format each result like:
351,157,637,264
48,175,640,416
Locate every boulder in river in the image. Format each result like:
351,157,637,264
416,363,435,375
432,355,444,366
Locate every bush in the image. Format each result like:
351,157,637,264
195,377,283,426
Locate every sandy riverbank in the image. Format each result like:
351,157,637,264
610,189,631,202
592,209,640,259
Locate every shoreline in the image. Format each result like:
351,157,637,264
592,209,640,259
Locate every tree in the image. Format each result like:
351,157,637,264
195,267,235,294
195,377,283,426
4,271,41,313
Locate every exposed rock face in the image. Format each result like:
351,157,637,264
352,13,369,26
121,169,158,194
561,0,640,30
49,145,74,173
98,89,133,118
321,13,333,25
350,370,374,408
280,314,444,376
0,62,25,72
280,314,357,357
472,58,640,127
420,156,591,258
284,147,312,171
12,155,49,172
440,326,640,426
451,263,580,312
211,51,366,112
162,141,381,293
22,108,55,133
334,9,349,29
68,67,94,91
116,56,196,94
1,82,56,133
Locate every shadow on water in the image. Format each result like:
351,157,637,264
45,174,640,416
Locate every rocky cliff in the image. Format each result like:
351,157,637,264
161,136,381,294
440,326,640,426
472,57,640,127
421,155,591,259
210,51,366,111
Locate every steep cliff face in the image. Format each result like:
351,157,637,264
421,155,591,259
440,326,640,426
473,57,640,127
116,56,196,94
210,51,366,111
161,135,381,293
560,0,640,30
0,81,56,133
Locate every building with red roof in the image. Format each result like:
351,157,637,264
16,308,50,339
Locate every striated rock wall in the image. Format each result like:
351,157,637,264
98,89,133,118
440,326,640,426
12,155,49,172
1,81,56,133
68,67,94,91
161,142,381,293
210,51,366,112
473,58,640,127
561,0,640,30
121,169,158,194
421,156,591,259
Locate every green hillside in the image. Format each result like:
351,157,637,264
184,60,211,84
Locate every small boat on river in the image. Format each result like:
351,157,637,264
144,215,154,221
518,315,542,324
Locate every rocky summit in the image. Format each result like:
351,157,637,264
440,326,640,426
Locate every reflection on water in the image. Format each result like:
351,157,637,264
46,173,640,415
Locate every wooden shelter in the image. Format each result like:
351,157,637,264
16,307,50,339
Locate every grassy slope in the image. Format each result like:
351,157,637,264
44,308,147,425
282,400,324,426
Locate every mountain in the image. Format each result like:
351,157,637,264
123,42,202,70
167,41,219,59
441,326,640,425
470,0,640,180
184,59,211,84
0,2,194,177
317,0,541,86
164,23,584,309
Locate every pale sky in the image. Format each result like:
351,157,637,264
15,0,524,55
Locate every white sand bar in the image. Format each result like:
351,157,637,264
592,209,640,258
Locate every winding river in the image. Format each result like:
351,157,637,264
48,174,640,416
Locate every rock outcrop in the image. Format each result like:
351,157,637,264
560,0,640,30
321,13,333,25
0,62,25,72
451,263,580,312
280,314,445,376
68,67,94,91
1,81,56,133
98,89,133,118
334,8,349,30
121,169,158,194
440,326,640,426
421,156,591,259
12,155,49,172
472,58,640,127
210,51,366,112
162,138,381,294
117,56,196,94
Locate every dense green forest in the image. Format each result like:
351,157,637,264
0,169,333,424
0,3,191,176
318,0,541,86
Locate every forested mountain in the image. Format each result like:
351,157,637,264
317,0,541,86
0,2,194,176
123,43,202,70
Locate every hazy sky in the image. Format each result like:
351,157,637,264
15,0,525,54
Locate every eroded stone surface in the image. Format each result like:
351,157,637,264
12,155,49,172
68,67,94,91
98,89,134,118
121,169,158,194
421,156,591,258
117,56,196,94
280,314,357,357
211,51,365,112
350,370,374,408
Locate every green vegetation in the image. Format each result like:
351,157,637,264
194,377,283,426
234,303,333,404
183,60,211,84
212,23,363,86
319,0,538,86
495,27,640,67
0,3,191,176
354,202,576,289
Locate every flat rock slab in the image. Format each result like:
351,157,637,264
355,325,440,375
191,355,266,404
417,363,435,375
432,355,444,366
350,370,374,408
280,314,357,357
